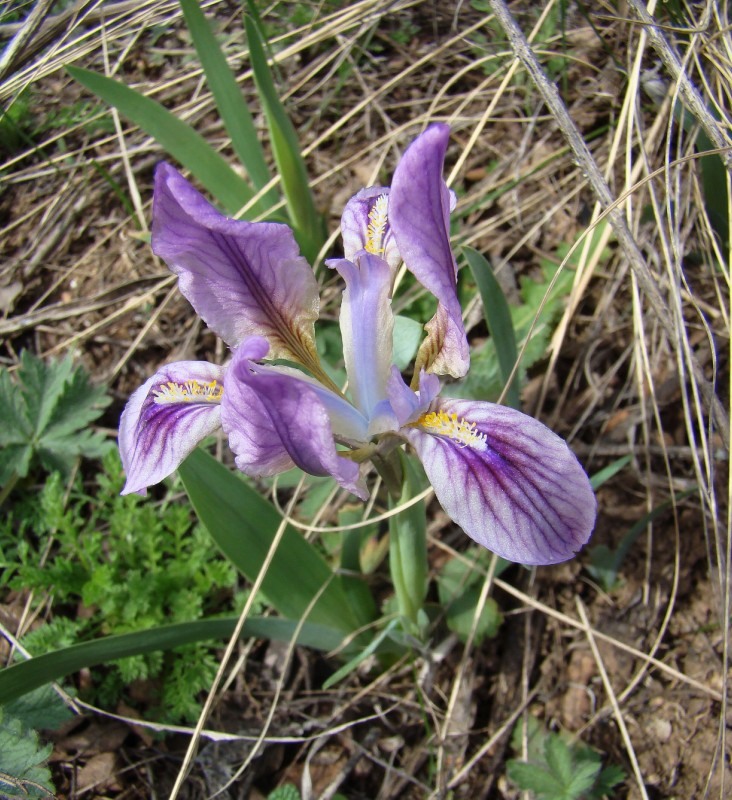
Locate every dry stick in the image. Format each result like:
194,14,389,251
0,0,56,82
168,477,308,799
577,599,650,800
625,0,732,169
487,0,730,447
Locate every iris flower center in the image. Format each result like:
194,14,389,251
365,195,389,255
416,410,487,451
153,379,224,404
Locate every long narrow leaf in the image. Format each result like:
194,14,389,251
244,14,325,261
178,0,276,214
66,65,254,215
178,448,361,634
0,617,344,705
463,246,521,408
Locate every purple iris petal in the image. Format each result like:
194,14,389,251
152,163,320,365
389,124,469,379
386,367,440,427
403,399,596,565
327,253,394,426
221,337,368,499
119,361,226,495
341,187,400,273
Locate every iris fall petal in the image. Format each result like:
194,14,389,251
119,360,226,496
152,163,320,366
403,398,596,565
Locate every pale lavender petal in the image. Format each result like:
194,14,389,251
327,253,394,423
403,399,596,564
119,361,225,495
386,367,440,426
341,187,400,273
389,124,469,378
152,163,320,365
221,337,368,499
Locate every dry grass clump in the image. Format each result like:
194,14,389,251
0,0,729,797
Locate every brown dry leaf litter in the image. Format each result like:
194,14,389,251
1,1,729,797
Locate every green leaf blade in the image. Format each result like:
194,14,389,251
244,15,325,261
178,0,276,213
0,616,344,705
178,448,361,635
463,247,520,408
66,66,255,215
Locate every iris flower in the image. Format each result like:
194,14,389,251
119,124,596,565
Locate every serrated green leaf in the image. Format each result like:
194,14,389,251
4,684,74,732
0,369,32,446
567,758,603,797
178,0,276,215
66,65,255,216
267,784,302,800
506,760,566,796
244,14,325,261
591,763,626,797
544,734,574,788
0,710,55,798
17,351,73,440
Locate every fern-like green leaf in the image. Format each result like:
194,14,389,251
0,708,55,798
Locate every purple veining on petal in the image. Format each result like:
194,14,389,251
221,337,368,499
119,360,226,496
152,163,320,364
403,399,596,564
389,124,469,378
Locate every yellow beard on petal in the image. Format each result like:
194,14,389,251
365,195,389,256
415,410,487,451
153,379,223,404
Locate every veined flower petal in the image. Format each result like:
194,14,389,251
327,253,395,426
389,124,469,378
403,399,596,564
341,187,400,274
152,163,320,367
221,337,368,499
119,361,226,495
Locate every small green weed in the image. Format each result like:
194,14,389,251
507,716,625,799
0,352,111,491
1,451,237,722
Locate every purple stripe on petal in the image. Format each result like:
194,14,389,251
389,124,469,378
404,399,596,564
152,164,320,366
221,337,368,499
119,361,225,495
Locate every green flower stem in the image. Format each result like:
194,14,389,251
385,451,428,634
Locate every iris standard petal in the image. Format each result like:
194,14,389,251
221,337,368,499
403,399,596,565
152,163,320,367
341,187,400,274
119,361,226,495
389,124,469,379
328,253,395,425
